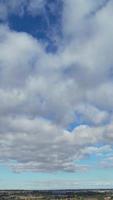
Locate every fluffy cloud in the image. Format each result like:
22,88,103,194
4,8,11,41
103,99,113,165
0,0,113,173
0,114,113,173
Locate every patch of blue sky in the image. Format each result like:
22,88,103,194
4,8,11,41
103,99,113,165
1,163,113,189
77,155,100,165
6,0,63,53
50,169,113,189
67,113,94,132
0,164,65,189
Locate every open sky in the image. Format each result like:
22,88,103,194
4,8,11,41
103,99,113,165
0,0,113,189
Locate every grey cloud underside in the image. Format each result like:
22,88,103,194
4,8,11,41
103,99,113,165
0,0,113,173
0,117,113,173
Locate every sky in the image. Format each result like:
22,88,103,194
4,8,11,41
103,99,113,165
0,0,113,190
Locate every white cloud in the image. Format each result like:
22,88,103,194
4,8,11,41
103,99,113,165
0,0,113,173
0,113,113,172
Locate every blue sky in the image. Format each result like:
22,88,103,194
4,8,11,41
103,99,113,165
0,0,113,189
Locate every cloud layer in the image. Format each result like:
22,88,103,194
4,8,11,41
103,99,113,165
0,0,113,174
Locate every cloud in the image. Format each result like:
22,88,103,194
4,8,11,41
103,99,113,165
0,114,113,173
0,116,98,172
0,0,113,173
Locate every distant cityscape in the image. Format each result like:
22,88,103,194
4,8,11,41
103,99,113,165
0,189,113,200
